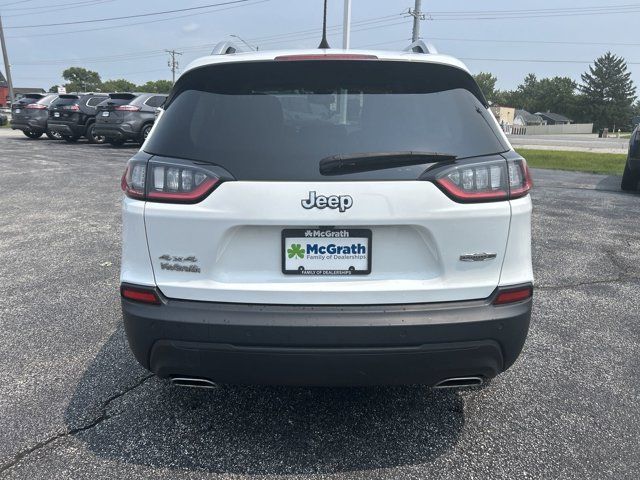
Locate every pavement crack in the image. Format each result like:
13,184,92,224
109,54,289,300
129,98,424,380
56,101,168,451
0,374,154,476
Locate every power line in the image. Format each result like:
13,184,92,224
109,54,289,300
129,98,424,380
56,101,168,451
0,0,109,11
3,0,115,18
5,0,270,39
3,0,253,29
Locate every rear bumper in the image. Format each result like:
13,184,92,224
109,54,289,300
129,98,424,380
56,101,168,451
48,121,84,137
122,287,532,386
10,119,46,133
93,122,138,140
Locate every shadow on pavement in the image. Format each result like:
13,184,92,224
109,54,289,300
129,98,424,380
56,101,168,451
65,328,466,476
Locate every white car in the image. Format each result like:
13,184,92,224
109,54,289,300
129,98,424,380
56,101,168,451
120,46,533,388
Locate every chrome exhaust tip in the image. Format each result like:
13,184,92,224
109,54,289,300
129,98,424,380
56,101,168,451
170,377,218,389
434,376,484,389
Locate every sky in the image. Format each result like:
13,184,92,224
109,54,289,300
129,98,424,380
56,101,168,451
1,0,639,92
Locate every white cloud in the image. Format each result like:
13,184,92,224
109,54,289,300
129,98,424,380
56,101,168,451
182,23,200,33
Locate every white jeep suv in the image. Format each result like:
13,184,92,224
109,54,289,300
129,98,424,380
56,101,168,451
120,48,533,388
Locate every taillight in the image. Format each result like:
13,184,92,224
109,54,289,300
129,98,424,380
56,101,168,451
63,104,80,111
275,54,379,61
435,158,532,203
120,284,161,305
493,285,533,305
121,159,220,203
26,103,47,110
115,105,141,112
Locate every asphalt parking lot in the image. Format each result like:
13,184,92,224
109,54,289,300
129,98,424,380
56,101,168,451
0,130,639,479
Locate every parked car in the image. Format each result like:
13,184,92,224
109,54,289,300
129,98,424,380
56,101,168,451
94,93,167,146
10,94,61,139
621,125,640,191
9,93,46,138
120,47,534,388
47,93,109,143
0,112,7,126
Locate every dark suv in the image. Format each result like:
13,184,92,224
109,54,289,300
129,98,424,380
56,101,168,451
48,93,109,143
622,125,640,191
95,93,167,146
10,94,61,139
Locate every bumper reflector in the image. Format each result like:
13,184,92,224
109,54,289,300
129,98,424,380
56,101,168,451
494,286,533,305
121,285,161,305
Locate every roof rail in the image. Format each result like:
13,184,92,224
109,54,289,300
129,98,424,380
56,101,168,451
210,41,245,55
404,40,438,55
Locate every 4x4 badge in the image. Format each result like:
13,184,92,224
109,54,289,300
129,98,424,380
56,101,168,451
301,191,353,212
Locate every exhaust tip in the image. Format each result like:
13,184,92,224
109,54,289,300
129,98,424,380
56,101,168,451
434,376,484,389
170,377,218,389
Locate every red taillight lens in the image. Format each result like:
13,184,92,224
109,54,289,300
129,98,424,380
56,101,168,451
115,105,141,112
121,160,220,203
494,285,533,305
275,54,378,61
436,160,509,202
26,103,47,110
435,158,532,203
62,104,80,111
508,159,533,199
121,285,161,304
121,163,146,200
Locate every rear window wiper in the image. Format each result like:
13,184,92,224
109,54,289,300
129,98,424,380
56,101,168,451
319,151,457,176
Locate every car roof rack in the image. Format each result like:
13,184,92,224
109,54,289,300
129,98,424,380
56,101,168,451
404,40,438,55
211,41,245,55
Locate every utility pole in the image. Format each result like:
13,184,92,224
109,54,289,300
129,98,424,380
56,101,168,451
166,49,182,84
409,0,425,42
342,0,352,49
0,15,15,107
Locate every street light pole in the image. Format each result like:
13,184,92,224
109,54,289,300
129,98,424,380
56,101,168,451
410,0,424,42
342,0,351,49
0,15,15,107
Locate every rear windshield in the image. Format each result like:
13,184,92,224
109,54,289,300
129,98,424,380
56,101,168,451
15,94,44,105
145,61,508,181
37,94,58,106
53,95,80,106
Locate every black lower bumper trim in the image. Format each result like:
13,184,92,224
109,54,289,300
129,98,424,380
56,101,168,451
122,292,532,386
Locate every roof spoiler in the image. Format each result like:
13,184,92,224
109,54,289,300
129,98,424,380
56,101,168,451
404,40,438,54
211,41,245,55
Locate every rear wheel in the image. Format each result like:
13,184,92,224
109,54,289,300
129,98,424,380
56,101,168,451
46,130,63,140
140,124,153,143
23,131,43,139
109,138,125,147
621,162,639,191
63,135,80,143
86,123,106,144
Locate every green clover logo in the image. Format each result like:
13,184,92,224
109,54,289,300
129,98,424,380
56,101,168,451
287,244,305,259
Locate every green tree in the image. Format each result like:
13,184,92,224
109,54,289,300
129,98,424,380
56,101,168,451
137,80,173,94
62,67,102,93
101,78,137,92
579,52,637,130
48,85,60,93
473,72,498,102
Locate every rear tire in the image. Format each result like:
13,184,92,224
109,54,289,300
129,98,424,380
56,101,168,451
63,135,80,143
621,162,639,191
23,131,43,139
86,123,106,144
46,130,63,140
139,124,153,144
109,138,125,147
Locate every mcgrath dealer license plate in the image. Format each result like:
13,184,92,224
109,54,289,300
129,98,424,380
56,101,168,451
282,228,372,276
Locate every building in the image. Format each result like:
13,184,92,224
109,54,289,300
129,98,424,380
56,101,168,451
514,109,545,126
534,111,573,125
0,70,46,107
0,70,7,108
490,104,516,126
